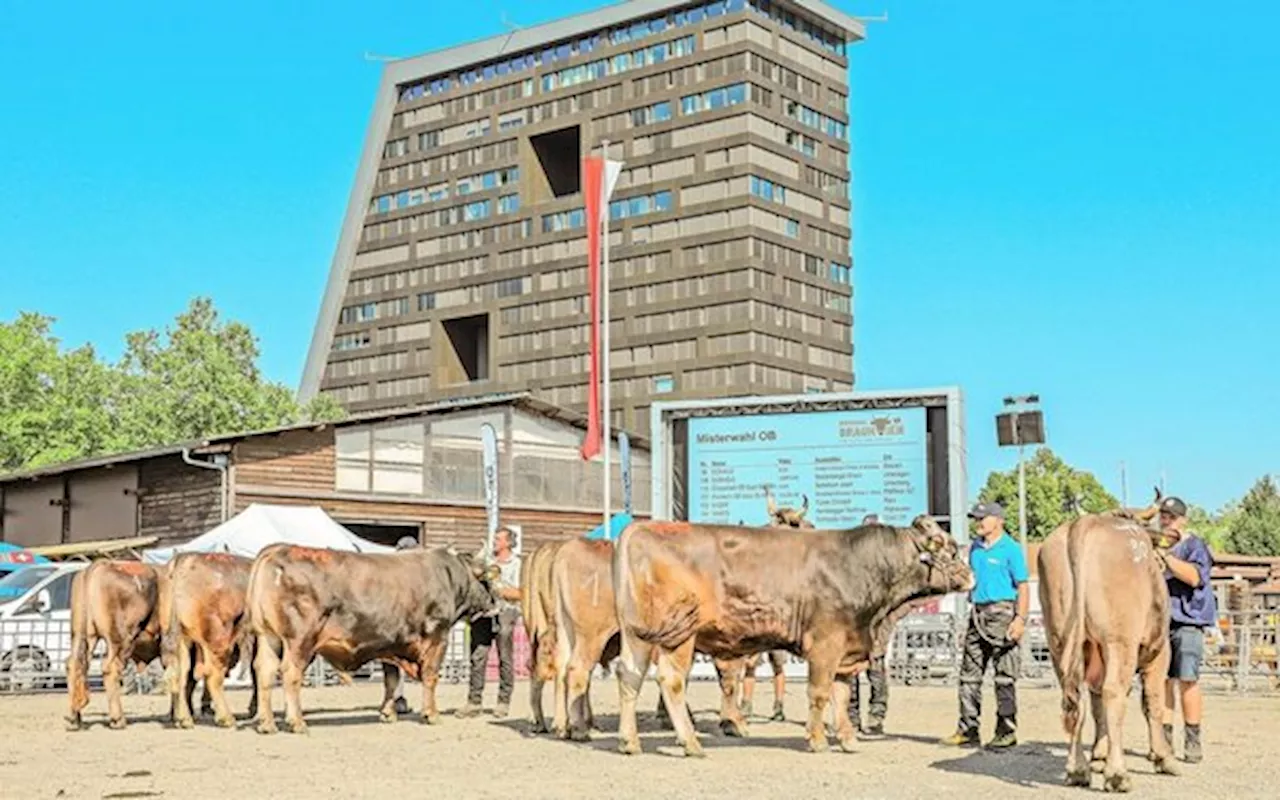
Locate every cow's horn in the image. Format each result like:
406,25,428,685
764,485,777,516
799,494,809,516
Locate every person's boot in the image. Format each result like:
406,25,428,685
740,697,754,719
493,701,510,719
986,729,1017,750
1184,724,1203,763
940,728,980,747
455,701,482,718
393,697,410,715
859,716,886,740
769,699,785,722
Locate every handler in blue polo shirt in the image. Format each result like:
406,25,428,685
1153,495,1216,764
941,501,1029,750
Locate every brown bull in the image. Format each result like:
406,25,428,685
159,552,257,729
66,560,163,730
1043,504,1179,791
247,543,499,734
612,516,973,756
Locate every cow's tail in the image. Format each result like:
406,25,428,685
67,568,92,719
159,559,183,696
1059,519,1090,736
521,545,550,675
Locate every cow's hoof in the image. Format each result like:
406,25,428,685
287,719,309,735
1091,758,1105,773
551,724,568,739
379,710,397,724
807,737,830,754
1065,768,1091,787
214,715,236,729
108,717,127,731
568,727,591,743
719,718,749,738
618,738,642,756
681,739,706,758
1152,756,1180,777
839,736,858,754
176,716,195,730
420,713,440,726
1103,772,1132,793
256,719,278,735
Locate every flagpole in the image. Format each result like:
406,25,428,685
600,139,612,532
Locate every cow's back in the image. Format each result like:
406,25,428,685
556,538,617,634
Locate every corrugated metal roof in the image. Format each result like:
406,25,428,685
0,392,648,483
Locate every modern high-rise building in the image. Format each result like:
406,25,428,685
300,0,863,436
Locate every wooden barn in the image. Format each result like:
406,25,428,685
0,392,649,556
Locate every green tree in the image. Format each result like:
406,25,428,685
0,298,344,472
977,447,1119,542
1186,502,1238,553
1222,476,1280,556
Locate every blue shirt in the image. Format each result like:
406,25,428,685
1166,534,1217,627
968,532,1029,604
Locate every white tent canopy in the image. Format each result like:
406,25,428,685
141,503,394,564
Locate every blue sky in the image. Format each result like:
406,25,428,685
1,1,1276,512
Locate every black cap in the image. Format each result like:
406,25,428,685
1159,496,1188,518
968,501,1005,520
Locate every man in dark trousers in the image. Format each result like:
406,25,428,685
941,501,1029,750
1153,495,1216,763
848,512,889,738
390,535,418,715
458,526,522,719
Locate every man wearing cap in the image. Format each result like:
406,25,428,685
1153,495,1215,764
458,525,522,719
942,501,1029,749
390,535,419,715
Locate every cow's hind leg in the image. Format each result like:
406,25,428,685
714,658,749,738
103,642,128,730
281,647,310,735
656,639,703,758
202,644,236,729
1140,643,1179,777
615,629,653,755
253,635,282,735
565,631,609,742
1089,689,1108,772
528,632,552,734
1100,643,1137,793
803,643,844,754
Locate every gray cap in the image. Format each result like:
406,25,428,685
1159,496,1188,518
968,501,1005,520
395,536,417,550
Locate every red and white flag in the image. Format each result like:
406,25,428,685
580,152,624,461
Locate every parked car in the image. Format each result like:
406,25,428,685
0,562,89,691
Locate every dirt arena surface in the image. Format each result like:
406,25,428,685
1,680,1275,799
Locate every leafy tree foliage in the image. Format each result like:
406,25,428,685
0,298,343,472
977,447,1119,542
1222,476,1280,557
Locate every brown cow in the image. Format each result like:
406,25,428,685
612,516,973,756
66,560,163,730
521,540,564,734
247,543,500,734
1044,499,1179,791
159,552,257,729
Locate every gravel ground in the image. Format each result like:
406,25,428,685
0,679,1275,799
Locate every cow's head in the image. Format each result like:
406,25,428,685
455,550,502,619
764,485,814,529
906,515,975,595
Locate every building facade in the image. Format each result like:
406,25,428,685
301,0,863,437
0,394,650,555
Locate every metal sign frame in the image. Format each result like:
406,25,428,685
649,387,967,537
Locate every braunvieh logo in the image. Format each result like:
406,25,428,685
838,415,905,439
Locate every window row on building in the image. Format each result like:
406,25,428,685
541,34,696,94
394,0,844,104
377,139,519,190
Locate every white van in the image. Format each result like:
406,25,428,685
0,562,88,690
